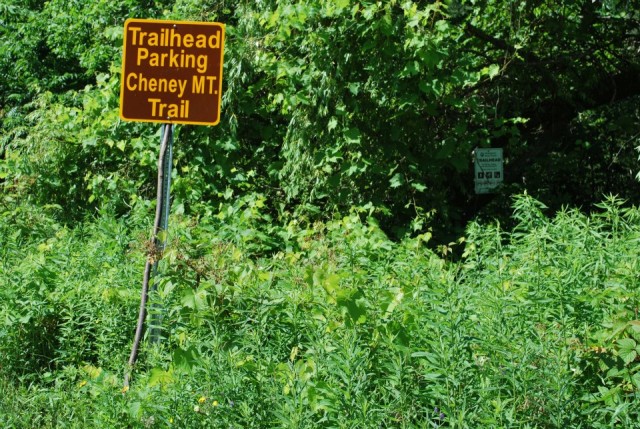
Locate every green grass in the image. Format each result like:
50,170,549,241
1,194,640,428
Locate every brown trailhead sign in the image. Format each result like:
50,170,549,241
120,19,225,125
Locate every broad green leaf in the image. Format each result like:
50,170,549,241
344,127,361,145
617,337,636,351
390,172,403,188
148,368,174,387
336,289,367,324
487,64,500,79
411,182,427,192
181,289,196,309
617,338,639,364
172,346,201,373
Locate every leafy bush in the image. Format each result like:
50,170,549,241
1,1,640,427
2,194,640,427
4,0,637,235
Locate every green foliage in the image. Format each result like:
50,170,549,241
2,194,640,427
0,200,147,378
0,0,170,102
1,1,640,426
1,81,158,220
2,0,639,234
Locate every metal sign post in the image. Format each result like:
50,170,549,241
149,123,174,343
125,123,173,386
119,18,225,387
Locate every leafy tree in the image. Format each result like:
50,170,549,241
1,0,639,235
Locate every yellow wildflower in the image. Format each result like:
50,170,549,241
78,380,87,388
198,396,207,404
212,400,219,407
121,385,129,394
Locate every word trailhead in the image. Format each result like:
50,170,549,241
120,19,225,125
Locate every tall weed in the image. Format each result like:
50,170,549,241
1,194,639,427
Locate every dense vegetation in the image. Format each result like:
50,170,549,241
2,193,640,427
1,0,640,427
2,0,639,233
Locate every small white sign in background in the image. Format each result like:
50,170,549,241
474,148,503,194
